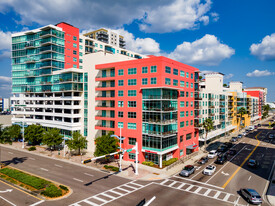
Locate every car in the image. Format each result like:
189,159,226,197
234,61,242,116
249,126,254,131
240,188,262,205
246,129,250,133
215,154,227,164
269,134,275,139
197,157,209,165
203,165,216,175
257,124,261,127
247,159,259,168
217,145,228,153
254,125,258,129
179,165,195,177
230,137,237,142
242,132,247,136
237,134,243,139
208,150,218,159
224,142,233,148
228,149,237,156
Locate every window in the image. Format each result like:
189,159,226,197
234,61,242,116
128,101,136,107
180,81,185,87
180,71,185,77
118,111,123,117
186,111,189,117
118,90,124,96
129,153,136,160
79,45,83,49
73,43,77,48
180,111,185,117
191,111,193,116
151,77,157,84
151,65,157,73
186,121,189,126
79,59,83,63
173,79,178,86
73,57,77,62
118,69,124,76
73,36,77,41
186,133,192,140
186,72,189,78
100,45,103,49
180,91,184,97
165,66,171,73
173,68,178,75
79,52,83,56
180,101,185,107
128,112,136,118
165,78,171,85
180,121,184,128
186,82,189,88
191,83,193,88
129,137,136,145
118,80,124,86
73,64,77,68
128,90,136,96
128,123,136,130
118,101,124,107
186,101,189,107
142,78,148,85
186,92,189,97
180,149,184,156
95,43,98,47
73,50,77,55
191,73,193,79
128,68,137,75
118,122,123,128
180,135,183,142
79,38,83,43
190,101,193,107
142,66,148,73
128,79,137,86
191,92,193,98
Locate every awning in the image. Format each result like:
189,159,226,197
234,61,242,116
186,144,198,150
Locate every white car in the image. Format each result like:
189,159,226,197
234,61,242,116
242,132,247,136
208,150,217,159
203,165,216,175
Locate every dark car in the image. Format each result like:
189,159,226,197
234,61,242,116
240,188,262,204
230,137,237,142
254,125,258,129
179,165,195,177
217,145,228,154
228,149,237,156
197,157,209,165
257,124,261,127
246,129,250,133
224,142,233,148
247,159,259,168
215,155,227,164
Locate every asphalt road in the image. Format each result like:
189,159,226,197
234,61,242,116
0,117,274,206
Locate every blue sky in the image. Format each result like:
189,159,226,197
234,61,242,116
0,0,274,101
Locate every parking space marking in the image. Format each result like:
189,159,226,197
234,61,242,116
54,164,63,168
177,183,186,189
223,193,231,201
84,173,94,177
40,168,48,172
73,178,83,182
0,196,16,206
93,196,108,203
248,176,251,181
214,191,221,198
29,200,45,206
160,179,169,185
194,187,202,193
185,185,194,191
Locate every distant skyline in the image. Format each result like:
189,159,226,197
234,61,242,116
0,0,274,101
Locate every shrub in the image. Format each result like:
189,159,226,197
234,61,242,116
142,161,155,167
59,185,68,191
162,158,178,166
41,184,62,198
104,165,119,172
0,168,50,189
28,146,36,151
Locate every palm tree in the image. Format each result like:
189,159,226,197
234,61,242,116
237,107,247,130
202,118,214,147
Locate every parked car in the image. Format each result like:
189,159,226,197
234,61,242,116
246,129,250,133
230,137,237,142
249,126,254,131
224,142,233,148
217,144,228,153
227,149,237,156
179,165,195,177
247,159,259,168
257,124,261,127
242,132,247,136
269,134,274,139
203,165,216,176
237,134,243,139
208,150,218,159
254,125,258,129
197,157,209,165
215,154,227,164
240,188,262,205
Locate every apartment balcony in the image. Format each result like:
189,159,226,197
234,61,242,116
142,107,177,112
95,74,115,81
142,95,178,100
195,96,202,100
209,105,215,108
209,97,215,100
95,115,115,121
143,130,177,137
95,124,115,131
209,113,215,116
25,43,36,49
219,111,225,114
95,85,115,91
194,115,202,119
95,105,115,110
194,105,202,110
194,123,202,129
143,119,177,125
219,104,225,107
25,59,37,64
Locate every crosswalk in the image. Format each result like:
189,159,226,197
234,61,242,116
69,181,151,206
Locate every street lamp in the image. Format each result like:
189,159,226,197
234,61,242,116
13,122,28,149
111,127,125,172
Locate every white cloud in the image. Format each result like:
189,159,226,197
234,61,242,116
200,70,214,74
168,34,235,66
0,30,11,50
0,50,10,61
139,0,214,33
246,69,275,77
250,33,275,61
0,76,11,82
0,0,217,33
210,12,219,22
113,29,160,55
224,73,234,79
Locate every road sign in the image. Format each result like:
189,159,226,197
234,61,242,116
126,149,133,152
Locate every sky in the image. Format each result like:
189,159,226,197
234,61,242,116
0,0,274,101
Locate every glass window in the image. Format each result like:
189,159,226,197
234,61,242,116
180,91,184,97
73,50,77,55
73,36,77,41
142,78,148,85
118,101,124,107
118,80,124,86
129,138,136,145
186,133,192,140
151,77,157,85
73,57,77,62
95,43,98,47
191,111,193,116
186,111,189,117
128,123,136,130
129,153,136,159
165,66,171,73
186,92,189,97
180,136,183,142
118,90,124,96
180,121,184,128
180,111,185,117
180,71,185,77
180,81,185,87
173,79,178,86
191,73,193,79
165,78,171,85
191,83,193,88
151,65,157,73
191,120,193,125
73,43,77,48
173,68,178,75
128,79,137,86
118,111,123,117
180,101,185,107
128,68,137,75
186,121,189,126
191,92,193,98
128,112,136,118
118,122,123,128
186,101,189,107
128,101,136,107
186,82,189,88
118,69,124,76
180,149,184,156
128,90,136,96
142,66,148,73
79,38,83,43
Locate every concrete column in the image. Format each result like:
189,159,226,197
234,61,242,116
159,154,162,169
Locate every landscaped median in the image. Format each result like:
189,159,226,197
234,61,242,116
0,166,71,200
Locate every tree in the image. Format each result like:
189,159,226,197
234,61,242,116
94,132,119,157
42,128,63,151
237,107,247,130
9,125,21,141
0,127,12,144
223,83,228,87
262,104,270,119
24,124,45,145
199,76,203,80
66,131,87,155
202,118,214,147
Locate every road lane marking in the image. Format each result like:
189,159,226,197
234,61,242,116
177,183,186,189
248,176,251,181
168,181,177,187
54,164,63,168
29,157,35,160
205,145,247,184
160,179,169,185
223,193,231,201
84,173,94,177
203,189,211,196
194,187,202,193
222,131,262,188
0,196,16,206
29,200,45,206
8,152,13,154
214,191,221,198
101,193,115,199
73,178,83,182
40,168,48,171
0,189,12,193
92,196,107,203
185,185,194,191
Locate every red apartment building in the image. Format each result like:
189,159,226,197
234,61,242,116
95,56,199,168
244,90,264,119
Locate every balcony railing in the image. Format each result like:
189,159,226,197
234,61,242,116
95,124,115,128
143,107,177,112
143,119,177,124
144,130,177,137
142,95,178,100
95,74,115,78
195,97,202,100
209,105,215,108
96,95,115,98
